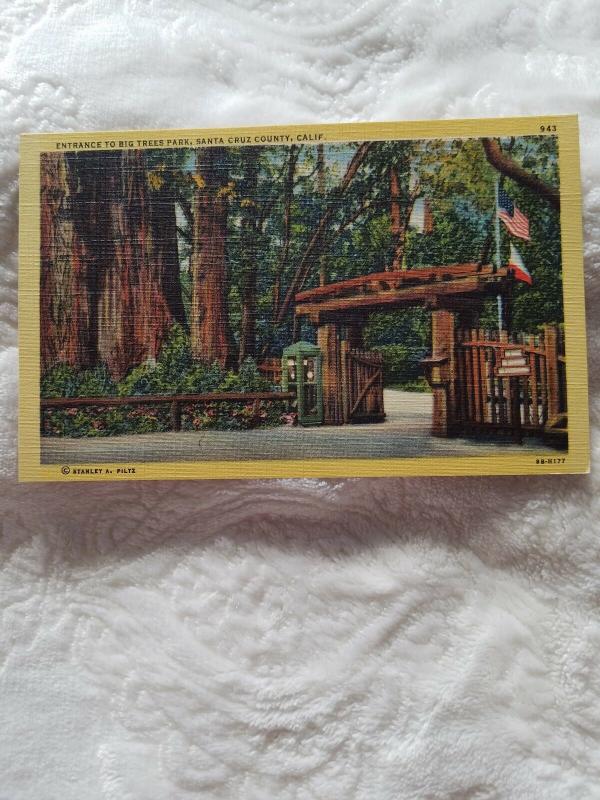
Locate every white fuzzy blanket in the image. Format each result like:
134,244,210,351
1,2,599,797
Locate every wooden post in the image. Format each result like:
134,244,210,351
340,339,350,424
503,280,514,335
509,377,523,444
430,309,457,437
529,334,539,427
345,320,363,349
317,321,343,425
544,324,560,423
170,399,182,431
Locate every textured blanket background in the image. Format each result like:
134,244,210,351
1,1,599,798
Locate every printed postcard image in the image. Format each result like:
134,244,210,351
18,116,589,481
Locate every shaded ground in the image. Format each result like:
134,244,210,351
41,390,560,464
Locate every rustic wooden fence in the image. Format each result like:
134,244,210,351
455,324,566,441
257,358,283,385
41,391,295,432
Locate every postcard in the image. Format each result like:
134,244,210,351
18,116,588,481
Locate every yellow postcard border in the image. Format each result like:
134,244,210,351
18,115,589,482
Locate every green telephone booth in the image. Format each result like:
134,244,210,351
281,342,324,426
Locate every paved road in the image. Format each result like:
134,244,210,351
42,389,557,464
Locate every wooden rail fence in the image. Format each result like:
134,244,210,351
257,358,283,385
41,391,295,432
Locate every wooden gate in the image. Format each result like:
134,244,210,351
342,346,385,424
454,325,566,444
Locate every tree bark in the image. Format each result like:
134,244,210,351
317,144,327,286
41,150,187,381
150,176,187,330
389,165,403,271
189,148,230,367
40,152,97,373
238,147,260,366
481,138,560,210
95,150,175,379
389,164,418,271
272,145,299,319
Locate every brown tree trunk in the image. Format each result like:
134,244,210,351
389,165,403,271
150,176,187,330
42,150,185,381
481,138,560,210
238,147,260,366
389,164,417,271
40,152,96,373
272,145,299,320
317,144,327,286
96,150,174,379
189,148,230,367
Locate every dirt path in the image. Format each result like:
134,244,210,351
41,389,557,464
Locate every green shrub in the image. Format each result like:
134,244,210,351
237,358,273,391
374,344,427,387
41,333,284,437
77,365,116,397
181,398,288,432
157,323,193,386
117,362,169,396
115,325,195,396
41,364,80,398
41,363,116,399
183,362,224,394
398,377,432,393
217,358,272,393
42,403,172,438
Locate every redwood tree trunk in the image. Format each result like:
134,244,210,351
41,150,185,381
189,148,230,367
96,150,174,379
238,147,260,366
150,177,187,330
40,152,95,372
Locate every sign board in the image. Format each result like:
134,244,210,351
497,347,530,377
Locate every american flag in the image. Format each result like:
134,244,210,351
497,187,530,241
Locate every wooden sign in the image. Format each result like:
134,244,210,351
497,348,531,377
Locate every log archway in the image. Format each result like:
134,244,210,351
294,263,512,435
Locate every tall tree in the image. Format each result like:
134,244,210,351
389,163,419,271
95,150,175,379
40,152,96,372
41,150,186,381
147,161,187,329
317,144,328,286
189,147,231,366
272,144,299,319
238,147,261,365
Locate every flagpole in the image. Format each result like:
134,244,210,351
494,176,503,332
